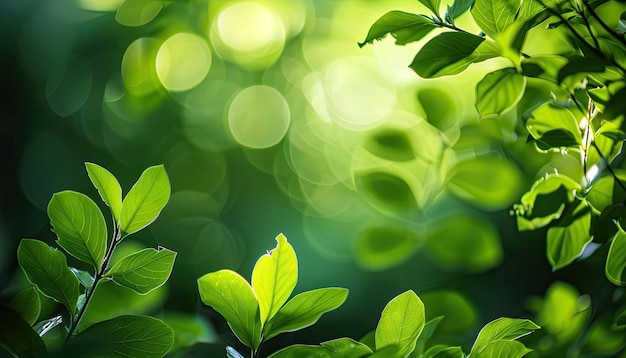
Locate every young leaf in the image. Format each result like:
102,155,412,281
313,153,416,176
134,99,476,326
263,287,349,340
475,68,526,118
105,247,177,294
470,317,540,355
48,191,107,270
447,0,474,20
358,11,437,48
606,224,626,285
473,340,532,358
0,305,45,357
251,233,298,325
197,270,261,350
70,267,95,288
547,208,592,271
419,0,442,17
470,0,521,38
120,164,171,236
410,32,497,78
7,287,41,325
17,239,80,316
375,290,425,357
85,162,123,222
68,315,174,357
268,338,373,358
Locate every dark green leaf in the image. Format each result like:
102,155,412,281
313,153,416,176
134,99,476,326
557,56,606,84
33,315,63,336
470,317,540,354
120,165,171,236
414,316,445,355
48,191,107,270
375,290,425,357
475,68,526,118
162,312,216,352
354,222,422,270
7,287,40,325
197,270,261,350
268,338,373,358
547,206,592,270
0,305,45,357
470,0,521,38
447,0,474,20
17,239,80,316
69,315,174,357
603,86,626,121
105,247,177,294
473,340,531,358
264,288,348,340
85,162,123,222
410,32,497,78
606,224,626,285
358,11,437,47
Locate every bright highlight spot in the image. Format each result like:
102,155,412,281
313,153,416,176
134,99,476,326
121,37,160,95
116,0,163,27
78,0,123,11
228,86,290,149
156,33,212,92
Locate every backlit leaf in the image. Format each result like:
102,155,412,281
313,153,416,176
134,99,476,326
268,338,373,358
69,315,174,357
547,206,592,270
105,247,177,294
48,191,107,270
197,270,261,350
419,0,442,16
606,224,626,285
471,0,521,38
375,290,425,357
410,32,498,78
7,287,41,325
473,340,531,358
358,11,437,47
471,317,540,354
527,103,582,149
120,165,171,236
415,316,445,355
264,288,348,340
85,162,123,222
475,68,526,118
17,239,79,316
251,233,298,325
0,305,45,357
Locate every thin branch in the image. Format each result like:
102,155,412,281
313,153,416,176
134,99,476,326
582,0,626,47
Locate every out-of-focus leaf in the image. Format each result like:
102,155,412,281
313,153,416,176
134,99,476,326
105,247,177,294
471,0,521,38
48,191,107,270
358,11,437,47
197,270,261,350
17,239,79,316
410,32,497,78
619,11,626,34
120,165,171,236
268,338,373,358
473,340,531,358
547,205,592,270
470,317,540,355
251,233,297,325
85,162,123,222
7,287,40,325
414,316,445,355
420,291,477,334
522,56,569,81
375,290,425,357
264,288,348,340
354,170,418,212
364,128,416,162
603,86,626,121
354,222,422,270
69,315,174,357
557,56,606,84
583,320,626,355
0,305,45,357
606,224,626,285
162,312,217,352
475,68,526,118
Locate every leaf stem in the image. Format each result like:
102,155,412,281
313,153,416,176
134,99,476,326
64,225,121,344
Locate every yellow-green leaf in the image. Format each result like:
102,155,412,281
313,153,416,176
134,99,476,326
606,224,626,285
86,162,123,222
375,290,425,357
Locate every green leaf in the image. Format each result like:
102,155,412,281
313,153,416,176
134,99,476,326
251,233,298,325
619,11,626,35
475,68,526,118
410,32,498,78
71,267,95,288
17,239,80,316
48,191,107,270
264,287,349,340
33,315,63,336
358,11,437,47
375,290,425,357
547,206,592,270
364,128,416,162
527,103,582,149
530,282,589,339
268,338,373,358
85,162,123,222
120,164,171,236
606,224,626,285
227,346,246,358
423,345,465,358
0,305,45,357
419,0,441,16
354,222,422,271
414,316,445,355
470,317,540,355
447,0,474,20
161,312,216,352
354,170,419,212
7,287,41,326
197,269,261,350
470,0,521,38
473,340,531,358
69,315,174,357
105,247,177,294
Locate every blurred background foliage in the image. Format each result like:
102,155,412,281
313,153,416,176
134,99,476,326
0,0,623,356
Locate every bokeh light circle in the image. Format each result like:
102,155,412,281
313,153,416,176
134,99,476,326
228,85,290,149
156,32,212,92
121,37,160,95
